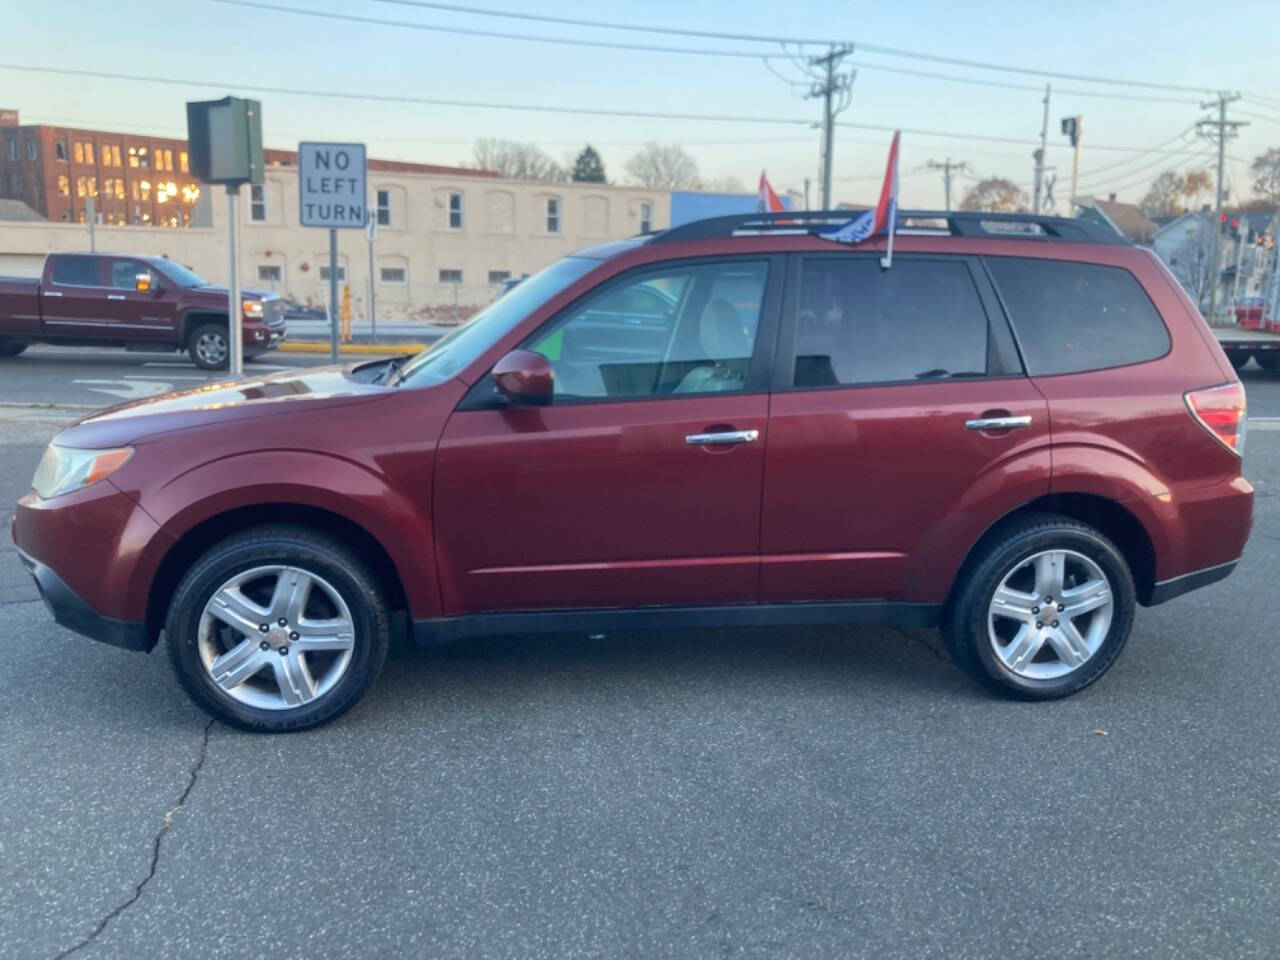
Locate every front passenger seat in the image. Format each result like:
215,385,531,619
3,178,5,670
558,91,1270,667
673,300,750,393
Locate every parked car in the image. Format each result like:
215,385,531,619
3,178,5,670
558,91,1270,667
1233,296,1265,329
12,211,1252,731
0,252,287,369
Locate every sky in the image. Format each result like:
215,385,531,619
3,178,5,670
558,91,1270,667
2,0,1278,210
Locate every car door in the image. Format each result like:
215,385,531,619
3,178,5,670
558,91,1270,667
40,254,108,341
760,253,1051,605
433,256,782,615
102,257,179,342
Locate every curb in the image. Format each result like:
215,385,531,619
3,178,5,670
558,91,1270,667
277,341,428,355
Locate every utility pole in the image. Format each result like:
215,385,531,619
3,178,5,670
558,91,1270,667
1032,83,1051,214
806,45,854,210
925,158,969,211
1199,92,1246,321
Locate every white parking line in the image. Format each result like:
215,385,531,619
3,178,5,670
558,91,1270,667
125,374,211,381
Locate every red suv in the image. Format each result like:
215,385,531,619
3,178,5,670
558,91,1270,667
12,211,1253,731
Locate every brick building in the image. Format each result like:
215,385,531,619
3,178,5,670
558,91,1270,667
0,109,494,229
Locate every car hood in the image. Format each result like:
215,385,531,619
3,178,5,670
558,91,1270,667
57,365,388,447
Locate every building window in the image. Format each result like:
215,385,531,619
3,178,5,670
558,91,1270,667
376,189,391,226
639,201,653,233
132,179,151,201
57,174,70,197
318,265,347,282
488,270,511,284
128,146,149,169
75,176,87,198
55,140,67,161
102,144,121,166
439,269,463,283
250,184,266,222
546,197,561,233
448,192,463,229
257,265,282,283
161,149,173,171
112,178,125,200
4,138,14,162
27,141,37,161
380,266,407,284
8,172,19,193
74,141,95,165
179,151,189,173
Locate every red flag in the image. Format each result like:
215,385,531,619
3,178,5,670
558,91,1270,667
757,172,785,213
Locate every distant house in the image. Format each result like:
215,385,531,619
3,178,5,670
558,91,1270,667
1074,196,1158,245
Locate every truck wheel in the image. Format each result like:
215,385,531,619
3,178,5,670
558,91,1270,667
1227,350,1253,371
942,513,1135,701
1256,352,1280,373
188,323,229,370
165,525,391,732
0,341,27,358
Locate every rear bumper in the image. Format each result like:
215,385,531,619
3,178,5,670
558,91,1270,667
1146,558,1238,606
16,548,149,650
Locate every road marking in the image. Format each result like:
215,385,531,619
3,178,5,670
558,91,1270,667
1248,419,1280,431
125,374,210,381
73,379,172,400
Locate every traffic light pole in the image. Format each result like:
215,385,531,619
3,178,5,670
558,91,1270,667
227,185,243,378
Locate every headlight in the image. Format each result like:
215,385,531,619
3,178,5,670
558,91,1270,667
31,444,133,500
242,299,264,319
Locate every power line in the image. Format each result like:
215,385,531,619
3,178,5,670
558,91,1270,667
365,0,1224,94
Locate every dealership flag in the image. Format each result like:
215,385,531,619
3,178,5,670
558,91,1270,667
820,131,900,267
757,171,785,213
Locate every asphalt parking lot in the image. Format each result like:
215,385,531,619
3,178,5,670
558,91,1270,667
2,349,1279,958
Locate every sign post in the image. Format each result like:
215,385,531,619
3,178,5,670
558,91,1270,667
299,142,367,363
185,96,263,377
366,210,378,341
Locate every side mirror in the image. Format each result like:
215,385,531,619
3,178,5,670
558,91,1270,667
135,272,153,293
491,349,553,405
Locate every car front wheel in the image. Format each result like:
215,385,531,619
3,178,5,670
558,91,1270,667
165,526,390,731
188,323,230,370
943,514,1135,700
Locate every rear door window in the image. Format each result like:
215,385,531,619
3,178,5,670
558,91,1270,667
50,256,100,287
984,257,1170,376
789,256,994,387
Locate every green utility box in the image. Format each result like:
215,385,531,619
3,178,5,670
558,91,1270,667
185,96,263,185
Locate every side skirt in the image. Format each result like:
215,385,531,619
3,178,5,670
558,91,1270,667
413,601,941,647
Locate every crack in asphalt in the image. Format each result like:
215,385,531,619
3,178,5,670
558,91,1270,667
891,625,953,666
52,719,216,960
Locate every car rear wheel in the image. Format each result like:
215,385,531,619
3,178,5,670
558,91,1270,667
942,514,1135,700
188,323,229,370
0,341,27,357
165,525,390,731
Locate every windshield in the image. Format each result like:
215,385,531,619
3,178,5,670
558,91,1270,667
396,255,599,387
157,260,211,288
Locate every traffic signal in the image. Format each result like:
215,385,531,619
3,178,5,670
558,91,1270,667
1230,217,1240,238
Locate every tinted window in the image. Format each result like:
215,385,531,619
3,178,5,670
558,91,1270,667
527,261,767,400
985,257,1170,376
109,259,149,289
792,258,990,387
51,256,99,286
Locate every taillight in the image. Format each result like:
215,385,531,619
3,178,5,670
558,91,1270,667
1185,382,1247,456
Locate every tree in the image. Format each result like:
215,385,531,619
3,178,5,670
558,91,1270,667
1141,170,1186,217
571,145,607,183
1167,218,1217,305
1180,170,1212,210
701,175,747,193
624,142,701,189
959,178,1027,212
470,139,567,181
1252,148,1280,204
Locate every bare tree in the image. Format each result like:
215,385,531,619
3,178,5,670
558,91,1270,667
624,143,701,189
958,178,1027,212
1252,148,1280,204
470,139,567,182
701,175,747,193
1167,218,1216,306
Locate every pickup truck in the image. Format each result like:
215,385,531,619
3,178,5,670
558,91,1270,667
0,252,287,369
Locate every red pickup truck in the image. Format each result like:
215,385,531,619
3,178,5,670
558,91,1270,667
0,252,287,369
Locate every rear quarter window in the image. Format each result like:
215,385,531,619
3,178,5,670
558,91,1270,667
984,257,1170,376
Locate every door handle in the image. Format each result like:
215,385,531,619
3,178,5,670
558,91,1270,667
685,429,759,446
965,415,1032,431
44,291,63,298
106,294,126,300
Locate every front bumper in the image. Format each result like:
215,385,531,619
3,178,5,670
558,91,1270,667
17,547,149,650
243,320,287,354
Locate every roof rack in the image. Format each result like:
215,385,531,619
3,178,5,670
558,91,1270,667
650,209,1128,246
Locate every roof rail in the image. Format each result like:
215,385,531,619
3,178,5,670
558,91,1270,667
650,209,1129,246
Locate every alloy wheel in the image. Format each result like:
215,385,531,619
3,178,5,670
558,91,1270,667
196,332,228,366
987,549,1114,680
197,564,356,710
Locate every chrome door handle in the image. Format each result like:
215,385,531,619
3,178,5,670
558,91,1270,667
965,415,1032,430
44,291,63,298
685,429,759,446
106,294,126,300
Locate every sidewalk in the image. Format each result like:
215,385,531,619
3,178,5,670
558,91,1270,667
278,318,453,354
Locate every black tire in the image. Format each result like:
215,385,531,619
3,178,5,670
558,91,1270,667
1256,351,1280,373
187,322,229,370
0,341,27,358
942,513,1136,700
165,525,391,732
1227,350,1253,371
